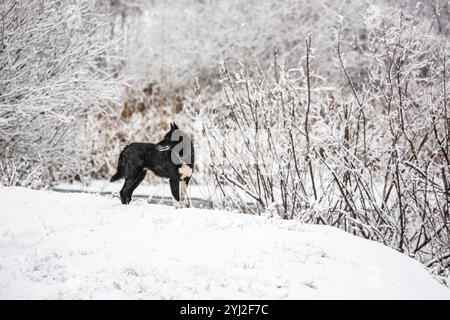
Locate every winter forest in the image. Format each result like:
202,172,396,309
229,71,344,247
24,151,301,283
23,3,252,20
1,0,450,298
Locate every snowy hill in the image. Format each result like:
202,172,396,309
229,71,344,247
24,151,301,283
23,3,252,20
0,187,449,299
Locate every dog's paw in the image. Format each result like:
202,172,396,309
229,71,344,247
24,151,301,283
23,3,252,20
172,199,181,209
180,200,189,208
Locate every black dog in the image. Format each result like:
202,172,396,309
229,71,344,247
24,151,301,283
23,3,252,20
110,123,194,207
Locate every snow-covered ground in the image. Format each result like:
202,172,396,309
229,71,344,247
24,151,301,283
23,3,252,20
0,187,449,299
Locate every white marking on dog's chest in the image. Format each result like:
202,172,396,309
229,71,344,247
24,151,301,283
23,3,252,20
179,162,193,179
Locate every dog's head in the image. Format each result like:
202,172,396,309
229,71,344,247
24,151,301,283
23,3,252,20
157,122,180,150
157,122,194,164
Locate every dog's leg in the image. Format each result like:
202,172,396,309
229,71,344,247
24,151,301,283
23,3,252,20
128,171,146,203
120,177,135,204
179,179,187,208
179,177,192,208
178,163,193,208
120,171,145,204
169,178,181,208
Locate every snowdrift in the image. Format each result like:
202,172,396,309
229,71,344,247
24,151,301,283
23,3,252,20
0,187,448,299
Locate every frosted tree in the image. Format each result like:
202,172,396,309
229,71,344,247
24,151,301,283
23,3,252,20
0,0,123,186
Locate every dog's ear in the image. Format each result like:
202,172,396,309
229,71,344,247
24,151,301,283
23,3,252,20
172,122,179,130
170,122,175,130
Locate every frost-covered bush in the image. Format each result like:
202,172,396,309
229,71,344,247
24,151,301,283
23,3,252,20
0,0,123,186
201,3,450,280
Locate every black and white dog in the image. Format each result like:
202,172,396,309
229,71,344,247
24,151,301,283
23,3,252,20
110,123,194,208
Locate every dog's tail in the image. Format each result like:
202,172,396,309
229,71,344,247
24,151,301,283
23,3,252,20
110,151,125,182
